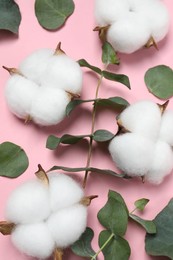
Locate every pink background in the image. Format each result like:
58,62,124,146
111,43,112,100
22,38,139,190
0,0,173,259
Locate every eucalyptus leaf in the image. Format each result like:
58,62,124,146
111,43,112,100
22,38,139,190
0,142,29,178
46,134,90,150
134,198,150,211
102,71,131,89
78,59,102,75
130,214,156,234
97,97,129,110
98,190,129,236
71,227,96,258
102,42,120,65
0,0,21,34
35,0,75,30
145,65,173,99
145,198,173,259
99,230,131,260
108,190,129,214
93,130,114,142
66,99,94,116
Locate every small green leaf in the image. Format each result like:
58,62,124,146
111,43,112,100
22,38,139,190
0,142,29,178
134,198,150,211
145,65,173,99
78,59,102,75
98,190,129,236
99,230,131,260
71,227,96,257
46,134,90,150
145,198,173,258
102,71,131,89
0,0,21,34
35,0,75,30
97,97,129,110
66,99,94,116
130,214,156,234
93,130,114,142
102,42,120,65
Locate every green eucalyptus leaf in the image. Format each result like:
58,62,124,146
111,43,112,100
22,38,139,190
0,0,21,34
46,134,90,150
97,97,129,110
93,129,114,142
108,190,129,214
102,42,120,65
35,0,75,30
98,190,129,236
66,99,94,116
102,71,131,89
78,59,102,75
71,227,96,257
0,142,29,178
130,214,156,234
145,65,173,99
99,230,131,260
134,198,150,211
145,198,173,258
48,166,126,178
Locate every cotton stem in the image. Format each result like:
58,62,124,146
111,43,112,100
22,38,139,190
91,233,114,260
54,248,63,260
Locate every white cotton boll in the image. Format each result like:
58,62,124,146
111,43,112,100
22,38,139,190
109,133,155,177
118,100,161,140
30,88,70,126
48,172,84,212
107,13,151,53
128,0,160,10
11,223,55,259
5,74,39,120
159,110,173,146
95,0,130,26
145,141,173,184
41,54,83,94
19,49,54,85
47,205,87,248
5,180,50,224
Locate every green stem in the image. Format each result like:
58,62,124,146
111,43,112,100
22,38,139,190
91,233,114,260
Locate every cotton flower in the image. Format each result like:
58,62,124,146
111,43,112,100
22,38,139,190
95,0,170,53
4,43,83,126
0,169,95,259
109,100,173,184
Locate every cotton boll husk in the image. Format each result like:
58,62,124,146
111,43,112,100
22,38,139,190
11,223,55,259
48,172,84,212
95,0,130,26
145,141,173,184
159,110,173,146
5,74,39,119
5,180,50,224
30,88,70,126
41,54,83,94
107,13,151,53
19,49,54,85
118,100,161,140
47,205,87,248
109,133,155,177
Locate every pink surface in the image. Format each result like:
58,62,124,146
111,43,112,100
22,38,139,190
0,0,173,259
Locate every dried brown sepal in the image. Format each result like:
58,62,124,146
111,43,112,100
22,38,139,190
93,25,110,43
0,221,15,235
54,42,66,56
24,115,32,124
35,164,49,186
116,119,131,134
145,36,158,50
141,176,145,183
80,195,98,206
157,100,169,115
66,91,80,100
2,66,23,76
54,248,63,260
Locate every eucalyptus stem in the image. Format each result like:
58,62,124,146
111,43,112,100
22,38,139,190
82,73,104,188
91,233,114,260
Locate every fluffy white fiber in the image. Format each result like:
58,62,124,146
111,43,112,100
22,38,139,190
4,47,83,126
95,0,170,53
109,100,173,184
5,172,87,258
